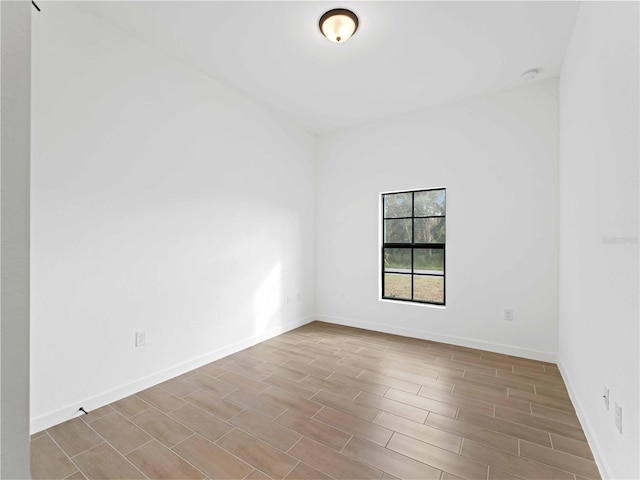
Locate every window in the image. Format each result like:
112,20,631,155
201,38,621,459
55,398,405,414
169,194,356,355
381,188,446,305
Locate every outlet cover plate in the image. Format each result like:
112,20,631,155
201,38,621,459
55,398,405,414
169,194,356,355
615,403,622,433
135,331,147,347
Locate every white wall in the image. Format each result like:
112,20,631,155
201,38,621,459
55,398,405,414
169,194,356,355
316,80,559,361
0,0,31,476
31,5,316,432
558,2,639,479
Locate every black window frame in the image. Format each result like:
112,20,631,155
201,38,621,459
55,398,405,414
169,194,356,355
381,187,446,306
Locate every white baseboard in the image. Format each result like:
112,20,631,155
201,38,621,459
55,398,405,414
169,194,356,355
316,314,557,363
557,358,609,480
30,315,315,434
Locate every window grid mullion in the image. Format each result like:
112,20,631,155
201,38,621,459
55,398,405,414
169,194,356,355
410,191,414,300
383,215,445,220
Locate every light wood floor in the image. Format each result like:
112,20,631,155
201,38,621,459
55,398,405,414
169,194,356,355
31,321,600,479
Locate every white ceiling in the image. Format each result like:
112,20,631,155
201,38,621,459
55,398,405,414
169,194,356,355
73,1,579,134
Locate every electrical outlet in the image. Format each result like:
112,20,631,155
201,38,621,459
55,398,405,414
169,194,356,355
296,292,301,303
286,295,291,305
615,403,622,433
135,331,147,347
603,386,610,410
504,309,514,321
339,291,345,300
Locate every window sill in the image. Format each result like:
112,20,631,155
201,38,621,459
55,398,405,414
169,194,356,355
379,298,446,309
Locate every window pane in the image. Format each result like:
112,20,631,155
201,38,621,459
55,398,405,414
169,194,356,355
384,192,412,218
384,248,411,272
384,274,411,299
414,189,445,217
414,275,444,303
384,219,412,243
413,248,444,274
414,218,446,243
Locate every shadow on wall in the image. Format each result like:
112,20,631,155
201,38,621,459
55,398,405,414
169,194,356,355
253,261,283,336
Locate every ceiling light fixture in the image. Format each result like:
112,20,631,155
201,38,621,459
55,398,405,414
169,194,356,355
319,8,359,43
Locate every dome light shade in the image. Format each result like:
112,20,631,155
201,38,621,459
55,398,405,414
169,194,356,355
319,9,359,43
